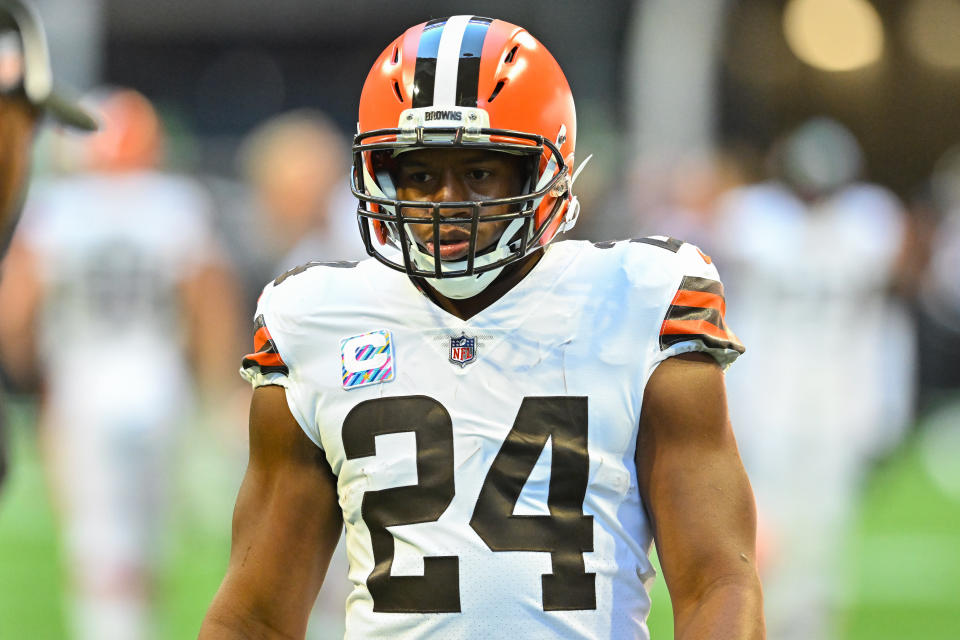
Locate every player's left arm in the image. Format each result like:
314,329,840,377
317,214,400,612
180,256,245,399
636,351,764,640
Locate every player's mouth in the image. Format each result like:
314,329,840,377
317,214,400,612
425,239,471,260
423,227,472,261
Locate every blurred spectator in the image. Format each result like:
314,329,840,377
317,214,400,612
0,86,242,640
234,109,366,308
712,118,915,640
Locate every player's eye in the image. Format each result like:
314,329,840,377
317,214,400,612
406,171,433,184
466,168,492,181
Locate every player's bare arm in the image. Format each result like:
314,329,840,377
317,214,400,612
200,385,342,640
180,261,245,399
637,352,765,640
0,238,41,387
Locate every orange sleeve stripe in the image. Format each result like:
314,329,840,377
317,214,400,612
253,326,272,352
671,290,726,315
245,350,286,368
661,318,732,342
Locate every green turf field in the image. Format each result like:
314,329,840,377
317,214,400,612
1,399,958,639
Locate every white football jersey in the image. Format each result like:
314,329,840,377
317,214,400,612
16,171,220,417
241,238,743,640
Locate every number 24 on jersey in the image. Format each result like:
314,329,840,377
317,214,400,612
343,395,596,613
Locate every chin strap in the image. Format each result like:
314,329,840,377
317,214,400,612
557,195,581,235
529,125,567,214
555,153,592,234
571,153,593,187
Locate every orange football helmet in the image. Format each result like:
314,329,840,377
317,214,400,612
352,15,579,298
85,87,163,172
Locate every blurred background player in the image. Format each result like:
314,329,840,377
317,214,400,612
0,0,96,490
914,150,960,412
713,117,914,640
232,109,366,311
0,0,96,248
0,86,243,640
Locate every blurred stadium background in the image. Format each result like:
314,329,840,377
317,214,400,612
2,0,960,638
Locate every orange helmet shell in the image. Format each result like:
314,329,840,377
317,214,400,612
85,88,163,172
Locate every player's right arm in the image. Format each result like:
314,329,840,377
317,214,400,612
199,384,342,640
0,237,43,389
634,241,761,638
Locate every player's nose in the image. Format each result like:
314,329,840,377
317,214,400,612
434,171,469,206
433,183,472,222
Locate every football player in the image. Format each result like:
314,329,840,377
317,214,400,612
202,16,764,640
0,0,96,251
0,86,243,640
715,118,911,640
0,0,95,488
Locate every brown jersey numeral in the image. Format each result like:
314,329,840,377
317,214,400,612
342,395,595,614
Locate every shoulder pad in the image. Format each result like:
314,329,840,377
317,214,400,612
628,236,684,253
273,260,359,287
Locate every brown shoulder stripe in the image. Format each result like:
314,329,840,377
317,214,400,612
660,276,744,354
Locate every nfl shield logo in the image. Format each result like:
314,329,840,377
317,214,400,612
449,333,476,367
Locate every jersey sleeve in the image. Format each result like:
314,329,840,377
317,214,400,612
240,312,290,387
651,242,745,370
239,280,324,450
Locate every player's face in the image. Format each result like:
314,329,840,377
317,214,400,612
394,148,527,261
0,95,39,251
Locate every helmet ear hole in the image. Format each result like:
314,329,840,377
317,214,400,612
487,80,506,103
